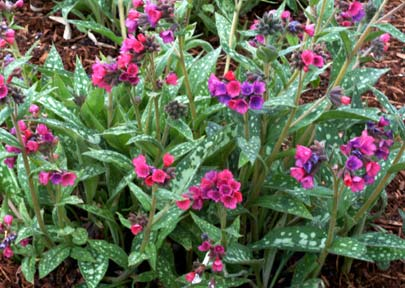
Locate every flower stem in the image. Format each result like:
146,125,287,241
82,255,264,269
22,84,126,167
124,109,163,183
178,36,197,125
224,0,243,75
218,205,227,249
314,0,327,38
140,185,158,252
153,96,161,141
312,176,343,278
118,0,127,40
10,104,52,247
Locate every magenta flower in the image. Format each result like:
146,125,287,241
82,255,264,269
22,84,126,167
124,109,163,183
163,153,175,167
152,169,167,183
313,55,324,68
281,10,291,20
226,81,241,98
145,3,162,27
165,72,178,86
176,195,192,211
130,223,143,235
61,172,77,187
290,167,305,182
350,176,365,192
26,140,39,153
349,130,376,156
229,99,249,114
3,246,13,258
0,75,8,99
295,145,312,164
301,176,314,189
212,258,223,272
198,241,211,252
29,104,40,115
301,50,314,66
38,171,50,185
3,215,13,226
304,24,315,36
4,157,16,168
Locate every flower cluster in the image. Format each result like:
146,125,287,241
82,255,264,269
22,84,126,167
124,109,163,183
248,9,315,47
0,23,15,48
128,212,147,236
176,169,242,210
0,0,24,11
185,234,227,283
298,49,325,72
38,170,77,187
0,215,16,258
340,117,394,192
132,153,175,187
4,118,57,169
208,71,266,114
290,141,327,189
338,1,365,26
370,33,391,59
0,74,7,99
329,86,351,107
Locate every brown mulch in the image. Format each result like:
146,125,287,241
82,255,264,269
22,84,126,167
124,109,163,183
1,1,404,288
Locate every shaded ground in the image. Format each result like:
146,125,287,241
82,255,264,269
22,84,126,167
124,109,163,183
1,1,404,287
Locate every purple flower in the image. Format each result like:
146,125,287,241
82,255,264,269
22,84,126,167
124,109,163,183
241,81,253,96
160,30,174,43
253,81,266,95
50,172,62,185
346,156,363,171
249,96,264,110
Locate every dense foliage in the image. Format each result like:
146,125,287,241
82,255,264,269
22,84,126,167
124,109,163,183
0,0,404,287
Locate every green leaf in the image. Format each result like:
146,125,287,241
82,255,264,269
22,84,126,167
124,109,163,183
83,149,132,171
127,134,163,151
69,20,122,44
4,56,30,81
356,232,405,249
146,243,157,270
128,251,148,266
0,128,20,148
341,68,389,94
366,247,405,261
77,204,115,222
39,246,71,278
44,45,64,71
223,243,254,264
78,248,109,288
388,163,405,174
188,48,221,96
291,254,319,286
70,247,96,262
251,226,326,251
38,96,82,126
317,107,380,122
167,118,193,141
237,136,260,164
253,194,313,220
89,240,128,268
72,228,88,245
328,237,371,261
128,182,151,211
215,12,232,48
74,57,90,96
190,212,221,242
373,23,405,43
21,256,36,284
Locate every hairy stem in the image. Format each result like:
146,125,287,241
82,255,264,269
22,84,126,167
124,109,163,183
118,0,127,39
140,185,158,252
107,92,113,128
224,0,243,75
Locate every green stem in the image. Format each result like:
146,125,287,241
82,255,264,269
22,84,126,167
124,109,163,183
118,0,127,39
132,97,143,133
140,185,158,252
107,92,113,128
10,104,52,247
224,0,243,75
56,185,65,229
342,215,366,274
161,123,170,147
312,176,343,278
153,96,161,141
314,0,327,39
219,205,227,249
178,36,197,124
352,142,405,225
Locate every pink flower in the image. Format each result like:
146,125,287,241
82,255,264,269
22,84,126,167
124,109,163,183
145,4,162,27
145,175,154,187
350,130,376,156
130,223,143,235
212,258,223,272
4,157,16,168
295,145,312,164
4,29,15,44
26,141,39,153
36,123,49,135
117,53,132,69
214,245,225,257
61,172,77,187
301,50,314,66
0,82,8,99
281,10,291,20
176,195,191,210
350,176,365,192
3,215,13,226
29,104,40,115
290,167,305,182
14,0,24,8
229,99,248,114
198,240,211,252
136,164,150,178
366,162,380,177
313,55,324,68
185,271,196,283
344,173,352,187
38,171,50,185
160,30,174,43
132,155,147,167
152,169,167,183
341,96,351,105
20,238,30,247
304,24,315,37
162,153,174,167
300,175,314,189
221,195,238,209
132,0,143,7
380,33,390,43
3,246,13,258
226,81,241,98
224,71,236,81
347,1,363,17
165,72,178,86
18,120,27,131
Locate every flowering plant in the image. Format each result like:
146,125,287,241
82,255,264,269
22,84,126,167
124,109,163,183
0,0,404,287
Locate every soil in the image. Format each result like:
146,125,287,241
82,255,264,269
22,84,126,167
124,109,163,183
1,1,404,287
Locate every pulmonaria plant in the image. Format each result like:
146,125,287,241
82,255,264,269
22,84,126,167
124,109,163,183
185,234,227,284
132,153,175,187
0,215,16,258
338,1,365,26
0,22,15,48
208,71,265,114
127,212,148,236
340,117,394,192
38,170,77,187
176,169,242,210
290,142,327,189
